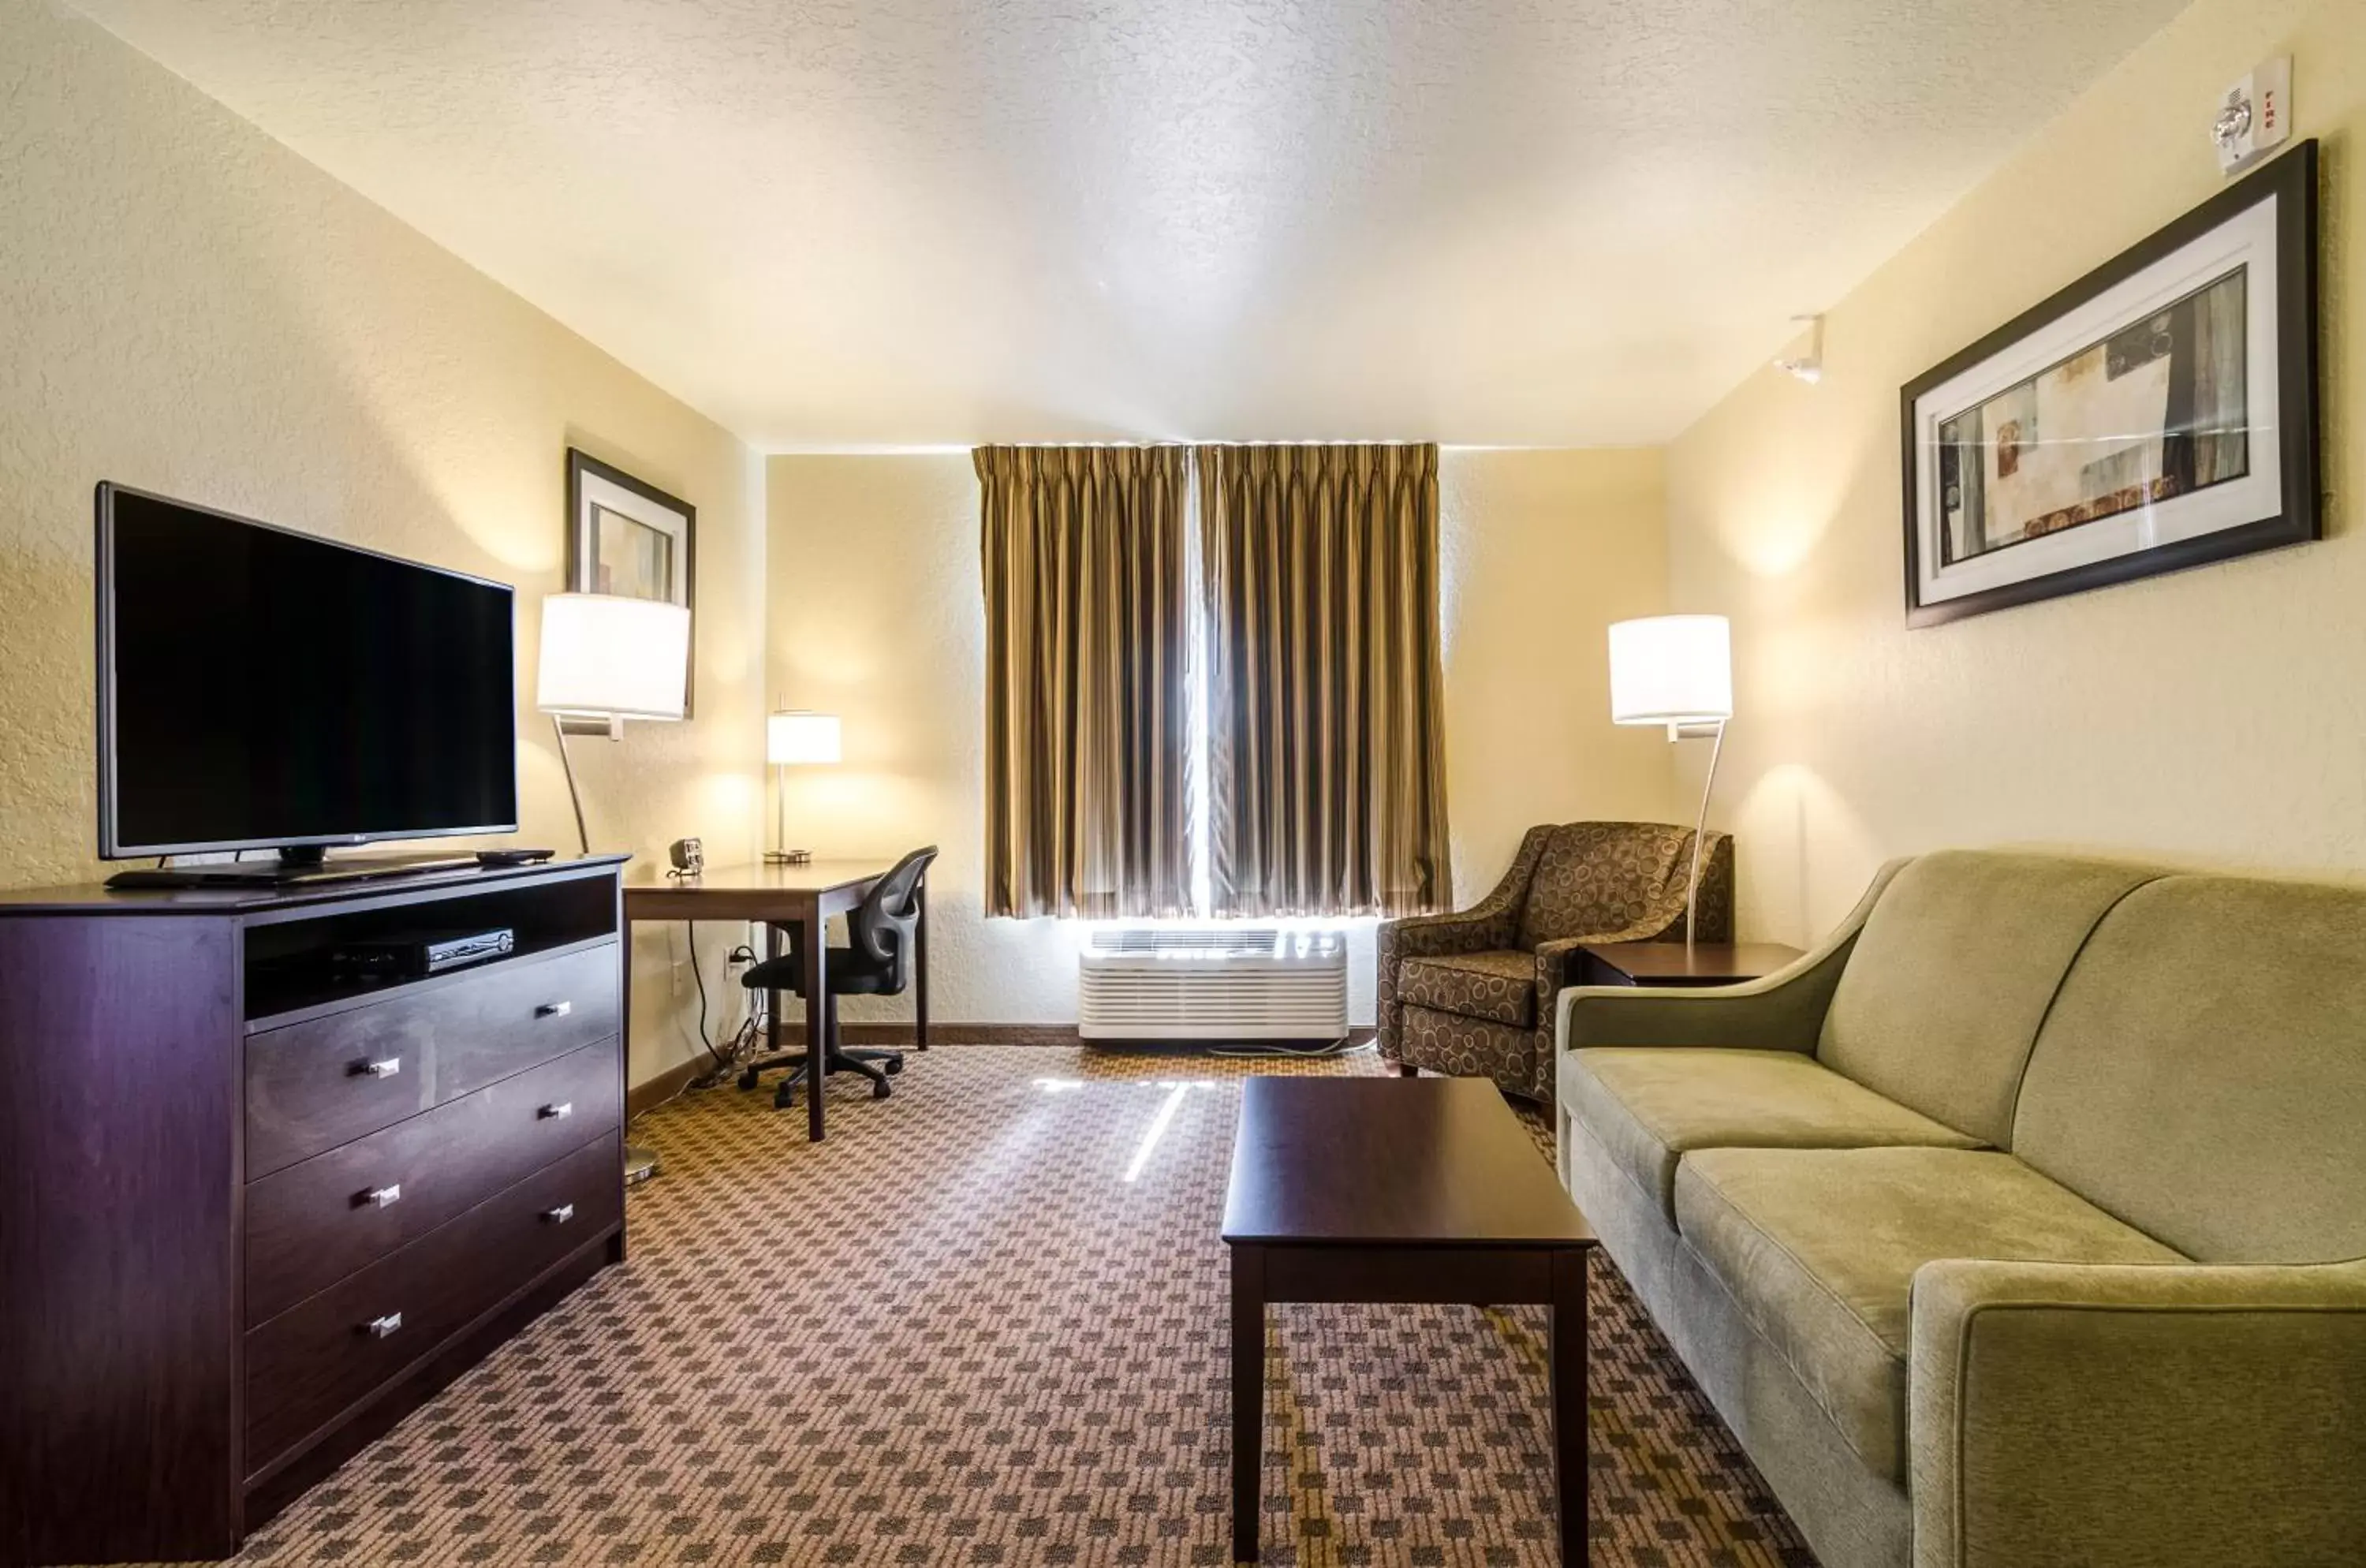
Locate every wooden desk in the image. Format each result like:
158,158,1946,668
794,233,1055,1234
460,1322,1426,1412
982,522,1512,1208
1577,939,1804,988
1223,1077,1598,1564
622,860,927,1142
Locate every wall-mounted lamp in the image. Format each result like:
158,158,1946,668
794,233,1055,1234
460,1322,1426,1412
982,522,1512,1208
534,592,689,1193
1609,614,1733,950
536,592,690,855
765,708,841,864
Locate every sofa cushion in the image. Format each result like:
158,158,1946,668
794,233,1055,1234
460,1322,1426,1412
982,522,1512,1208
1398,950,1535,1028
2013,875,2366,1265
1517,822,1691,949
1674,1147,2184,1482
1816,850,2160,1146
1561,1047,1983,1219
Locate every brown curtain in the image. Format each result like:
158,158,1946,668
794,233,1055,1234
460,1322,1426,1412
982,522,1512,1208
1199,443,1451,917
978,445,1192,918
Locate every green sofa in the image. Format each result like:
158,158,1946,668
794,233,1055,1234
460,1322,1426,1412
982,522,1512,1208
1554,849,2366,1568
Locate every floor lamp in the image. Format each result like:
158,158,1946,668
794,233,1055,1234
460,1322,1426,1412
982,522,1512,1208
1608,614,1734,951
536,592,691,1186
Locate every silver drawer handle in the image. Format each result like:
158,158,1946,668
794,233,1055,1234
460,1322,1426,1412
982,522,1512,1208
535,1001,573,1019
359,1184,403,1209
356,1057,402,1079
539,1101,573,1120
543,1204,576,1225
364,1312,403,1339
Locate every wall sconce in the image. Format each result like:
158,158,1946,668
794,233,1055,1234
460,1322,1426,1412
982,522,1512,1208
536,592,690,854
1774,314,1824,384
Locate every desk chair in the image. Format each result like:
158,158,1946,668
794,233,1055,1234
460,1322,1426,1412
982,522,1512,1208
737,846,936,1110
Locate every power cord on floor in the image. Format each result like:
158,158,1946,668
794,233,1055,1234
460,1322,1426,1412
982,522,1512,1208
689,1012,763,1092
633,924,757,1124
685,936,767,1092
1210,1038,1375,1060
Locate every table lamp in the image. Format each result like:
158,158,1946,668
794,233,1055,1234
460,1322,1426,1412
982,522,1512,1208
1608,614,1733,950
536,593,691,856
766,708,840,864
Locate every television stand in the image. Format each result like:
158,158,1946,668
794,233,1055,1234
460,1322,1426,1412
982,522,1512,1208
106,849,482,890
0,856,629,1565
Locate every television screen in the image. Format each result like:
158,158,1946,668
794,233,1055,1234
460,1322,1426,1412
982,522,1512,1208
98,484,519,858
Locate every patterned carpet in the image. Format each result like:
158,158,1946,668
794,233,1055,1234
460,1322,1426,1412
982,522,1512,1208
219,1046,1814,1567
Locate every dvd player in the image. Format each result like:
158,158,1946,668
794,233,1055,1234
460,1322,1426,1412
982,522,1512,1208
330,928,515,980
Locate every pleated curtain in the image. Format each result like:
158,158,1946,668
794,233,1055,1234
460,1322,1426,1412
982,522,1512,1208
977,445,1192,918
1198,442,1451,917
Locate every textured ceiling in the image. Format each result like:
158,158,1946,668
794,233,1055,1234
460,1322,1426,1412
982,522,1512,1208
73,0,2189,450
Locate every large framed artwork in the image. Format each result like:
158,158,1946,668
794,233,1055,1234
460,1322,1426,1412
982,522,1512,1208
1901,140,2318,627
566,448,696,712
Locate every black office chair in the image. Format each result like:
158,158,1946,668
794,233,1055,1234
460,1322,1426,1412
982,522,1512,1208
737,846,936,1110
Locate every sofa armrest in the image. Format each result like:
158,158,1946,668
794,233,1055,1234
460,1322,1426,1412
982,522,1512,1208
1554,858,1905,1055
1909,1256,2366,1568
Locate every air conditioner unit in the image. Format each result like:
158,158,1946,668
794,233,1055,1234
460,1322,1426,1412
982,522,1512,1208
1079,928,1349,1042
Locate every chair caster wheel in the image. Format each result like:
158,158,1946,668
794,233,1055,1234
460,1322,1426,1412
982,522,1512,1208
773,1086,797,1111
871,1079,893,1100
884,1057,904,1076
737,1068,760,1092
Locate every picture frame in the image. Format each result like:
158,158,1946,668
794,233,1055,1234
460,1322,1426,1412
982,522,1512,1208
566,448,696,713
1901,140,2318,628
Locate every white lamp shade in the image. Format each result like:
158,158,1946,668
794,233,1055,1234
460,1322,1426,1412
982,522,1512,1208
536,593,689,720
767,710,841,765
1608,614,1733,726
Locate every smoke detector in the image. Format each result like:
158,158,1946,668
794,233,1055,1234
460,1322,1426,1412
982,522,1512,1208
1774,315,1823,385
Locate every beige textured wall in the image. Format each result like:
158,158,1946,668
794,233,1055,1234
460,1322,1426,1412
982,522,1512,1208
1441,449,1679,890
1666,0,2365,945
765,447,1676,1026
0,0,766,1088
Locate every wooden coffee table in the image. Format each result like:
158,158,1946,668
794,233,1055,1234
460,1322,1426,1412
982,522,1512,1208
1222,1077,1598,1563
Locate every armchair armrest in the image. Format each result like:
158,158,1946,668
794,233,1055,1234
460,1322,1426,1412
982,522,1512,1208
1379,827,1554,1064
1384,905,1513,961
1383,824,1550,961
1554,858,1905,1055
1909,1255,2366,1568
1532,919,1681,1013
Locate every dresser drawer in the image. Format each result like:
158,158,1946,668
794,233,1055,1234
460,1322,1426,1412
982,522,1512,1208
244,1040,621,1325
245,941,620,1178
244,1132,621,1475
433,943,619,1103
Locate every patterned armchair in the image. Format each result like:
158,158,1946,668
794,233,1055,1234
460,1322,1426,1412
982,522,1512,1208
1378,821,1733,1100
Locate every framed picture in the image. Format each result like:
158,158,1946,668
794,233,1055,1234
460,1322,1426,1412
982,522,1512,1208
1901,140,2318,627
566,448,696,712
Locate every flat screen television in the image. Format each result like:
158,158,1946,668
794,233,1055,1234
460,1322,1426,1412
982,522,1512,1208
96,483,519,862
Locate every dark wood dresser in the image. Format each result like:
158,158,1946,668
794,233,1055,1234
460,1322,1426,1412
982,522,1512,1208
0,856,631,1566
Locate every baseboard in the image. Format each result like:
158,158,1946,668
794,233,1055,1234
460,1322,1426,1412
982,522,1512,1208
626,1025,1375,1100
765,1021,1081,1047
626,1053,707,1118
759,1023,1378,1050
